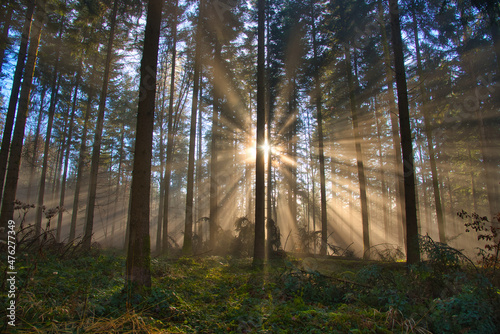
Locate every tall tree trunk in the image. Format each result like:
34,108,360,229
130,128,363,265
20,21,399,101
209,40,221,252
156,107,165,253
345,44,370,259
310,0,328,256
458,10,499,223
112,126,125,243
35,9,65,237
378,0,405,245
411,5,445,243
286,78,298,242
475,104,497,219
253,0,266,264
162,0,179,255
56,71,80,241
196,76,203,225
69,87,93,242
389,0,420,264
417,142,430,234
0,0,45,230
155,61,168,253
52,101,68,200
155,58,169,252
34,72,61,237
183,0,201,255
0,0,35,199
83,0,119,250
125,0,163,297
27,84,47,203
374,97,389,241
265,0,274,252
467,144,479,213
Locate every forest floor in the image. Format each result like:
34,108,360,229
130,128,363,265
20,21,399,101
1,242,500,333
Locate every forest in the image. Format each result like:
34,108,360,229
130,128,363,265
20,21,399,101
0,0,499,332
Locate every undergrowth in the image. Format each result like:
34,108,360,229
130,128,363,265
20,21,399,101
1,210,499,332
1,241,499,333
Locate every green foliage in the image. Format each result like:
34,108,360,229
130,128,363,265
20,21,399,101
231,217,255,257
2,246,499,333
296,225,321,253
458,210,500,276
281,268,347,306
429,285,498,334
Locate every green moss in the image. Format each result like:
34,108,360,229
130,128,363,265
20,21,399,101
3,251,498,333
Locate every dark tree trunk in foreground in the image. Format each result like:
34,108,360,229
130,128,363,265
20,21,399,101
125,0,163,297
389,0,420,265
182,0,202,256
0,0,35,200
83,0,119,250
253,0,266,265
378,0,405,244
0,0,45,230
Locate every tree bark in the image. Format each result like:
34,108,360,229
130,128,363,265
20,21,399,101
155,81,165,253
83,0,119,250
162,0,179,255
411,5,445,243
0,0,35,200
265,0,274,253
345,44,370,259
125,0,163,297
374,97,389,241
196,75,203,226
34,72,61,237
27,84,47,203
183,0,202,255
209,40,221,252
0,0,45,230
35,9,65,238
69,86,93,242
56,70,80,241
52,98,68,200
378,0,405,245
112,126,125,243
253,0,266,265
310,0,328,256
388,0,420,265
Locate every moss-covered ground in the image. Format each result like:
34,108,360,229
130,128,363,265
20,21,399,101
1,247,499,333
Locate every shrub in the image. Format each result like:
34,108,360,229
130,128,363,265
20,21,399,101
458,210,500,276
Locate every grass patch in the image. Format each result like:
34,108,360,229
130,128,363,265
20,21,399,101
1,247,499,333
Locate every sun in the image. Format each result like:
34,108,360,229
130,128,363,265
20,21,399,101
263,139,271,157
245,138,272,163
